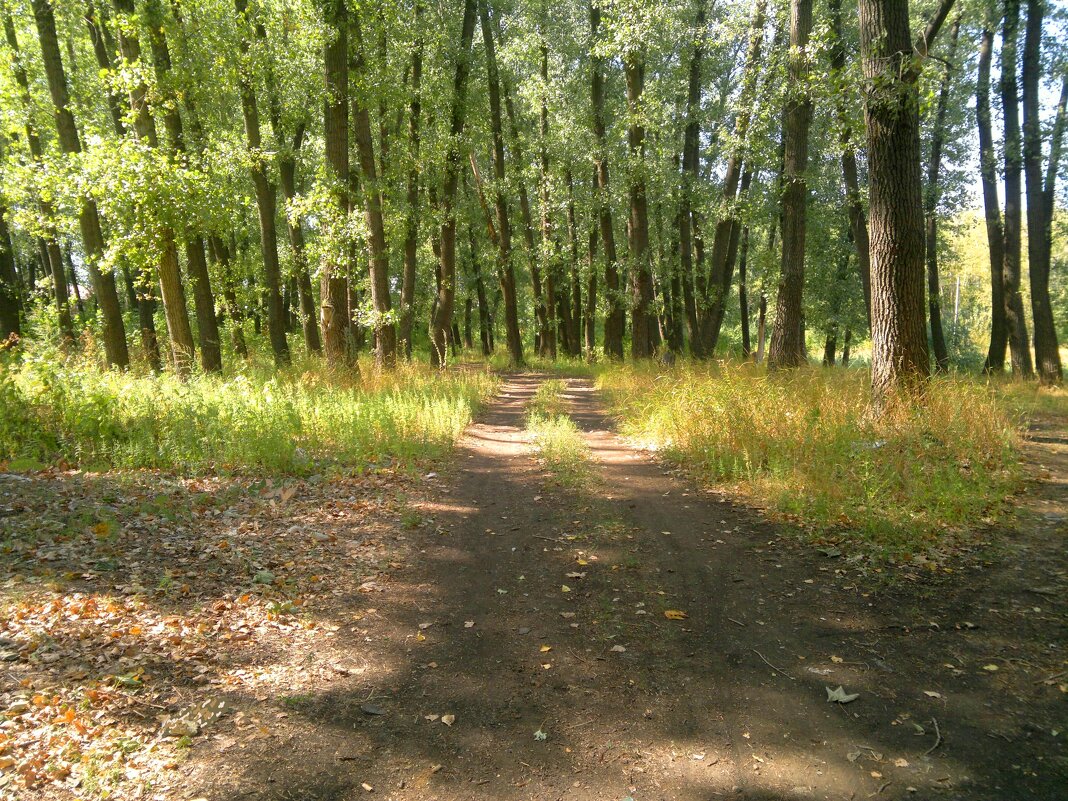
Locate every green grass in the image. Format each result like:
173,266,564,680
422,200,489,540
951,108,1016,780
0,345,498,474
596,360,1024,558
525,379,591,487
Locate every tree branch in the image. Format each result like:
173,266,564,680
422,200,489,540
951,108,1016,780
914,0,958,59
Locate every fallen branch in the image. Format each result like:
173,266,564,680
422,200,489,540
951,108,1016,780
923,717,943,756
752,648,795,681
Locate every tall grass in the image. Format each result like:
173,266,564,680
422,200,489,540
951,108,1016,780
525,379,591,485
597,361,1022,554
0,347,498,474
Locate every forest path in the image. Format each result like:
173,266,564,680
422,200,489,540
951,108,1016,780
191,372,1066,801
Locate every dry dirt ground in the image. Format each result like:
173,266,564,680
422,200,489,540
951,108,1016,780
2,373,1066,801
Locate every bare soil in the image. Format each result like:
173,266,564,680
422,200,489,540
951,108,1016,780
3,373,1065,800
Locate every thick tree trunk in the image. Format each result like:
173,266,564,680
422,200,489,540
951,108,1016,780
429,0,477,367
625,52,654,359
679,0,705,356
352,15,397,368
828,0,872,328
538,40,558,360
111,0,194,373
768,0,813,370
1001,0,1034,378
399,3,423,360
977,27,1008,373
858,0,934,399
146,0,222,373
924,19,959,373
34,0,129,368
0,190,20,337
589,1,624,359
841,328,852,366
1023,0,1062,383
321,0,354,368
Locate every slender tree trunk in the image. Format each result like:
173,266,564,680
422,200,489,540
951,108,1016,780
234,0,288,365
321,0,354,368
679,0,706,356
1001,0,1034,377
537,39,558,360
624,51,654,359
277,128,321,353
590,1,624,358
0,184,21,337
755,292,767,362
566,169,582,357
146,0,222,372
828,0,872,328
768,0,813,370
65,249,84,318
34,0,129,368
429,0,477,367
1023,0,1062,383
111,0,194,373
858,0,952,398
738,225,751,357
924,19,959,373
399,2,423,360
841,328,852,365
585,222,598,353
977,27,1008,373
351,15,397,368
479,1,522,365
466,222,492,356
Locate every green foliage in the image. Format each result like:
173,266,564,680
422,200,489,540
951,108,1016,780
598,360,1023,557
525,378,590,485
0,344,498,473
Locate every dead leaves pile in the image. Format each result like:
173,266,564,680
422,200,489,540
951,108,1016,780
0,467,410,796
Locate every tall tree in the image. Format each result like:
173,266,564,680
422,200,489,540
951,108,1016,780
923,18,959,373
768,0,814,369
538,36,558,359
678,0,705,355
351,13,397,368
320,0,353,367
1000,0,1034,377
1022,0,1062,383
479,0,523,366
429,0,477,367
32,0,129,368
858,0,955,398
624,47,654,358
977,25,1007,373
589,0,624,358
399,1,423,360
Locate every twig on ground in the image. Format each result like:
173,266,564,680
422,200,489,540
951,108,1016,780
923,717,943,756
726,617,747,627
751,649,795,681
1036,669,1068,685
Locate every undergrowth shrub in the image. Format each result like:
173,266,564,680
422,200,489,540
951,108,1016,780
0,346,497,474
597,361,1022,554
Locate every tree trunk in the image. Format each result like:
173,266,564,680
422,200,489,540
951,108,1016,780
858,0,936,400
828,0,872,328
351,15,397,368
478,0,523,367
589,1,624,359
538,40,558,360
698,0,767,354
585,222,597,354
755,292,767,362
977,27,1008,373
738,225,750,358
0,187,20,338
466,222,492,356
321,0,354,368
841,328,852,366
34,0,129,368
768,0,813,370
679,0,706,356
566,169,582,357
1001,0,1034,378
1023,0,1062,383
924,18,959,373
429,0,477,367
111,0,194,373
277,127,321,353
146,0,222,372
624,51,654,359
399,2,423,360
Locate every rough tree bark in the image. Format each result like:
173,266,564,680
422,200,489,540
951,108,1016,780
538,38,558,359
399,2,423,360
679,0,705,356
625,50,655,359
977,27,1007,373
1023,0,1063,383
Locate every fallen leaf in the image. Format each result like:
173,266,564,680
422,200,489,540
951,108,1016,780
534,729,547,741
923,690,942,699
566,572,586,579
664,610,688,620
561,585,571,593
830,655,844,663
610,644,626,653
464,621,475,628
982,664,999,672
361,782,373,792
540,645,552,652
441,714,455,726
825,686,859,704
894,758,909,767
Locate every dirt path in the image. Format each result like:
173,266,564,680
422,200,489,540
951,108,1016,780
187,373,1066,801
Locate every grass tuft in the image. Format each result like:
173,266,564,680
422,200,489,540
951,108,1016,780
597,361,1023,557
525,379,591,487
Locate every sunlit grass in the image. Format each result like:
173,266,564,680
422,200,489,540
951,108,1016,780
596,360,1023,556
0,345,498,474
525,379,591,487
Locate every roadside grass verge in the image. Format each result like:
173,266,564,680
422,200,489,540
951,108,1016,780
596,361,1023,559
525,379,591,487
0,346,498,475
